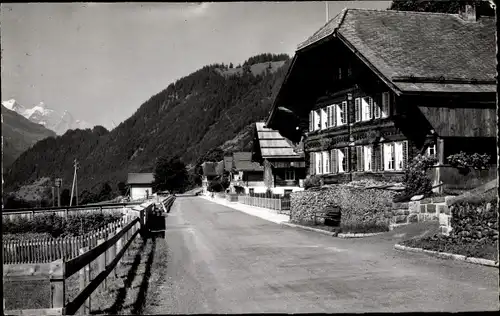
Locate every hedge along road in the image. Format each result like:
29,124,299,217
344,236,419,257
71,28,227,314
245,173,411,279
142,196,498,314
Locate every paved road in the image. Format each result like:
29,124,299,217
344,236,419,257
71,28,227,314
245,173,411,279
144,197,498,313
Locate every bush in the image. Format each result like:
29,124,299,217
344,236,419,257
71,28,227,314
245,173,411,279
340,221,390,234
2,212,123,238
447,151,491,171
304,175,322,190
394,154,437,202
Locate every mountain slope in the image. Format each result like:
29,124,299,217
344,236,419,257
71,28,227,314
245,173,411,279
1,105,57,168
4,53,291,198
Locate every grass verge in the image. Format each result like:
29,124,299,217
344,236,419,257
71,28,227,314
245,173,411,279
400,235,498,261
291,220,389,234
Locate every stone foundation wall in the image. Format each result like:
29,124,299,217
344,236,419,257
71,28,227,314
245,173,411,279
290,186,396,226
448,201,498,242
390,196,454,232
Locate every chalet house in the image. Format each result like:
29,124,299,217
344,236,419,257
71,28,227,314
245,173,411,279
252,122,306,195
265,5,496,191
127,173,154,200
224,152,265,194
201,160,224,194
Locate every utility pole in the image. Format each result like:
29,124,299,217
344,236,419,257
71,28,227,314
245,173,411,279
70,159,80,206
326,1,329,23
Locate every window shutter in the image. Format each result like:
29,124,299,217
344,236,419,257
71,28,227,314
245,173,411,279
332,104,337,127
368,97,373,119
309,152,315,175
355,98,361,122
379,144,384,171
342,101,347,124
309,112,313,131
356,147,362,171
326,107,332,127
402,141,408,170
372,145,378,171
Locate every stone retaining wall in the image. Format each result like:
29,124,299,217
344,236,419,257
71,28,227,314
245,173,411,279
390,196,454,233
290,186,396,227
449,201,498,242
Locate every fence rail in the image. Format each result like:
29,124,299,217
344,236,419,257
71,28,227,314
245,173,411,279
238,195,290,211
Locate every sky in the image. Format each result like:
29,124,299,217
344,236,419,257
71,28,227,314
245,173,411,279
1,1,391,130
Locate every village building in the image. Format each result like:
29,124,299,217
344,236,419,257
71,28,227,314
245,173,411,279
224,152,265,194
201,160,224,194
251,122,306,195
265,5,496,192
127,173,155,200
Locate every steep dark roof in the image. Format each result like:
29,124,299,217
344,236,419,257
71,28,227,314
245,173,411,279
255,123,303,159
127,173,154,185
232,152,263,171
297,8,496,93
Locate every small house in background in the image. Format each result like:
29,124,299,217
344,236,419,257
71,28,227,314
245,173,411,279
201,160,224,194
252,122,306,195
226,152,265,194
127,173,155,200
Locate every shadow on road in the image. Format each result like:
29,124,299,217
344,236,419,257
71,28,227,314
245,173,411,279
131,235,157,315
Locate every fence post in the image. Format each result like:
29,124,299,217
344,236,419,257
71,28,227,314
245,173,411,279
49,259,65,309
78,247,90,315
97,238,106,290
115,228,122,277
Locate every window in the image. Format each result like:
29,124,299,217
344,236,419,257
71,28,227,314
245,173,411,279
321,108,328,129
323,151,330,174
337,102,347,125
363,145,372,171
383,143,395,170
373,96,381,119
309,152,315,175
337,148,348,173
338,67,342,80
249,188,254,195
309,112,313,132
316,152,323,174
354,98,362,122
315,110,321,130
285,169,295,180
427,144,436,157
330,149,338,174
327,105,335,127
362,96,373,121
395,142,404,170
382,92,390,118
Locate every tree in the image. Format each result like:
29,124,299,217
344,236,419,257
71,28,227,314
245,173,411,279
388,0,494,16
117,181,128,196
98,182,113,202
153,155,189,193
229,62,234,68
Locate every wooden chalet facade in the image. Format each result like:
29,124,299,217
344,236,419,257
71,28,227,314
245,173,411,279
265,5,496,189
201,160,224,194
252,122,306,195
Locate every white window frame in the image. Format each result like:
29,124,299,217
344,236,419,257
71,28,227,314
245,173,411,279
363,145,372,171
315,152,323,175
381,92,390,118
362,96,373,121
427,144,436,157
314,110,321,130
338,148,347,173
323,151,330,174
285,169,295,181
395,142,404,171
383,143,395,171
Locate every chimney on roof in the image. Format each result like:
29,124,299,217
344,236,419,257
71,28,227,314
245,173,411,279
459,3,478,22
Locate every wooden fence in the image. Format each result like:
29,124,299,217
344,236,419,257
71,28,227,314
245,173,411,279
238,195,291,211
3,216,131,264
2,201,143,222
3,201,158,315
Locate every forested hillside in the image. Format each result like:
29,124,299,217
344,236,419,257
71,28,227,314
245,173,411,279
4,53,291,203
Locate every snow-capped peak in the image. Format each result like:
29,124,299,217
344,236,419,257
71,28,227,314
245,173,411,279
1,99,94,135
